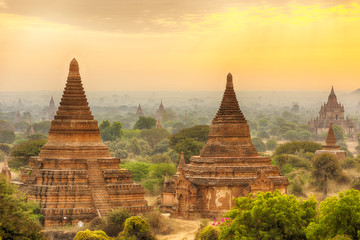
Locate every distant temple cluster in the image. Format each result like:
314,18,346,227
309,87,355,135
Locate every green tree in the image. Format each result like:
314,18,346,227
266,139,277,150
121,162,150,182
9,139,47,169
257,130,270,139
251,137,266,152
173,138,204,163
100,121,123,141
200,226,220,240
274,141,322,155
118,216,155,240
140,128,170,148
0,177,45,240
333,125,345,142
169,125,209,147
306,189,360,240
99,120,111,131
74,229,111,240
0,130,15,144
133,117,157,130
153,139,170,155
312,153,348,197
32,121,51,135
219,191,317,240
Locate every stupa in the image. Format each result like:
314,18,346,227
156,101,166,119
161,73,289,218
136,104,144,116
309,87,355,134
155,118,162,128
21,59,151,226
47,96,57,120
315,123,347,160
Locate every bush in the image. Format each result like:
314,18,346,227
266,139,277,150
274,141,321,155
104,209,131,237
199,226,219,240
118,216,155,240
142,211,173,235
74,229,111,240
9,139,47,169
251,137,266,152
0,130,15,144
257,130,270,139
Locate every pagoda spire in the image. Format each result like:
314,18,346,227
328,86,337,103
212,72,246,124
176,152,185,175
325,123,337,146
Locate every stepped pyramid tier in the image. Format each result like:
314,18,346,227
136,104,144,116
161,73,289,218
315,123,347,160
309,86,355,135
21,59,151,226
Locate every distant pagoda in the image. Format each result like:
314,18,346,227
136,104,144,116
155,118,162,128
315,123,347,160
47,96,57,120
21,59,151,226
309,87,355,134
156,101,166,119
1,158,11,182
161,73,289,218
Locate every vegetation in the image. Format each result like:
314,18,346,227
118,216,155,240
9,139,47,169
74,230,111,240
0,176,45,240
133,117,157,130
219,191,317,240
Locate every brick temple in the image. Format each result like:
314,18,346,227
315,123,347,160
309,87,355,134
161,73,289,218
21,59,150,226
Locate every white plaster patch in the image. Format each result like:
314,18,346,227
215,188,231,208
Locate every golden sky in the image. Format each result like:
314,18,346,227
0,0,360,91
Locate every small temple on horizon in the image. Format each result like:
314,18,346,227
47,96,57,120
20,59,151,226
156,101,166,119
309,87,355,135
136,104,144,116
161,73,289,218
315,123,347,160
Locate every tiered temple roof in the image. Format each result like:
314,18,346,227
162,73,289,218
21,59,150,226
136,104,144,116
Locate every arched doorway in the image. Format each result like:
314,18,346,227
178,194,186,217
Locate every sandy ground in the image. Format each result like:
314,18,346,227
156,215,201,240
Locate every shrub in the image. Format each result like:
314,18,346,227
104,209,131,237
266,139,277,150
74,229,111,240
200,225,220,240
118,216,155,240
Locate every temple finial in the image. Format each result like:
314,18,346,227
226,73,233,89
176,152,185,175
69,58,79,74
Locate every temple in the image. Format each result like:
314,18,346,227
47,96,57,120
315,123,347,160
136,104,144,116
20,59,151,226
155,118,162,128
156,101,166,119
161,73,289,218
309,87,355,134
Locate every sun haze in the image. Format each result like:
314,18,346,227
0,0,359,92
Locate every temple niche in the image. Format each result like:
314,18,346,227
315,123,347,160
309,87,355,134
161,73,289,218
20,59,151,226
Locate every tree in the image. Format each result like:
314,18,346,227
100,121,123,141
173,138,204,163
121,162,150,182
169,125,209,147
0,130,15,144
312,153,348,197
118,216,155,240
153,139,170,155
9,139,47,169
104,209,131,237
32,121,51,135
219,191,317,240
74,229,111,240
200,226,220,240
133,117,156,130
0,176,45,239
251,137,266,152
274,141,322,155
257,130,270,139
306,189,360,240
333,125,345,142
266,139,277,150
140,128,170,148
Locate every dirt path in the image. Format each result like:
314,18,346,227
156,216,201,240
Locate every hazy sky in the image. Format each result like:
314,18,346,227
0,0,360,91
